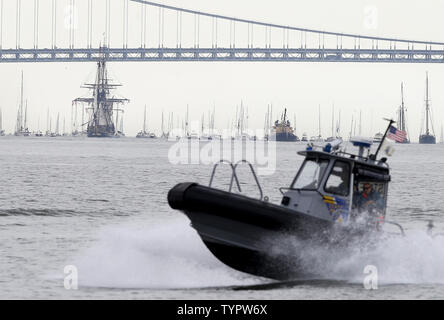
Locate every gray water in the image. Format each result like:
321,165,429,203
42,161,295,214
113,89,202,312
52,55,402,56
1,136,444,299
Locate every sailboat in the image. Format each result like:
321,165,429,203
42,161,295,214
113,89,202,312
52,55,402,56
310,105,324,142
231,101,251,140
49,114,59,137
326,104,339,142
0,108,5,136
396,82,410,144
160,111,167,139
440,125,444,144
14,72,31,137
136,105,155,138
54,113,61,137
373,133,384,143
119,116,126,137
45,109,52,136
419,72,436,144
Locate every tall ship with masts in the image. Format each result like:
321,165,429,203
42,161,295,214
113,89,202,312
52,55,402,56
73,52,129,138
419,72,436,144
397,82,410,144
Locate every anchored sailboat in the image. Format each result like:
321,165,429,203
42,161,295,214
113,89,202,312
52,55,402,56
419,72,436,144
310,105,323,142
440,125,444,144
397,83,410,144
14,72,31,137
0,107,5,136
136,105,156,138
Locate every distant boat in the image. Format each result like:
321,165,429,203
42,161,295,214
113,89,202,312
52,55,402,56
187,131,200,140
272,108,299,142
136,106,156,138
373,132,383,143
301,133,308,142
200,135,212,141
309,136,324,143
419,72,436,144
325,105,342,143
396,82,410,144
14,71,31,137
440,125,444,144
0,108,5,136
312,104,323,142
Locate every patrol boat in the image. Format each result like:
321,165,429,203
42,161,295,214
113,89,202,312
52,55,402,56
168,120,404,280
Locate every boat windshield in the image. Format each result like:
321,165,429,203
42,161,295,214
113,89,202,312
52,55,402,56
292,159,329,190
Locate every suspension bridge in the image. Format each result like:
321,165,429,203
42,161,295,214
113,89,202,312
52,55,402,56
0,0,444,63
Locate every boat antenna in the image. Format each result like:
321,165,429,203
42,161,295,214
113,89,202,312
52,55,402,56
371,118,396,160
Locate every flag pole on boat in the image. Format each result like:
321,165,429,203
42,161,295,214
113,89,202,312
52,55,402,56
372,118,396,160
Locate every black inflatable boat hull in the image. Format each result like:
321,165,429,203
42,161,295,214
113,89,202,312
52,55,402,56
168,183,333,280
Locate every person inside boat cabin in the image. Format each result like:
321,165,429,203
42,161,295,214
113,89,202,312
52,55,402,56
353,182,384,214
324,161,350,196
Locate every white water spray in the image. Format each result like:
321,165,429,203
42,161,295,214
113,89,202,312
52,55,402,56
73,217,262,289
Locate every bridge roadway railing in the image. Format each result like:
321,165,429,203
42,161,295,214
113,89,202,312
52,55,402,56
1,47,444,63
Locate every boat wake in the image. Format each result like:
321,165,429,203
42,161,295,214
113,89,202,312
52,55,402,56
72,217,264,289
267,227,444,286
72,216,444,289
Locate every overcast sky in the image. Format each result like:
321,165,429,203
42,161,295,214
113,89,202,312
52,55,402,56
1,0,444,139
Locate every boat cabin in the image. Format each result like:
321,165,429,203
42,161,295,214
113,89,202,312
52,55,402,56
281,140,390,225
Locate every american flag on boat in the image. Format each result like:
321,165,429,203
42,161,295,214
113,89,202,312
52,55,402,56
387,125,407,143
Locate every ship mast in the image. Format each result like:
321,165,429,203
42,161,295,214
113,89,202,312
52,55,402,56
56,113,60,135
161,110,164,137
46,108,49,134
441,125,444,144
424,73,429,135
16,71,24,134
20,71,24,132
400,82,406,132
337,109,341,138
143,105,147,133
186,104,189,137
24,100,28,132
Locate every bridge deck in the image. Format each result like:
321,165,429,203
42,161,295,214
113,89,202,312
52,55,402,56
1,48,444,63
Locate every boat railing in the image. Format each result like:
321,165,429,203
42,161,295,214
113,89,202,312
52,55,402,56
209,159,264,201
233,160,264,200
209,160,242,193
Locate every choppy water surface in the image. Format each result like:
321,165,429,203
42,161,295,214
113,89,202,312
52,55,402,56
1,136,444,299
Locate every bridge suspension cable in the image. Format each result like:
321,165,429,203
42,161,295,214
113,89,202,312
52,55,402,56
130,0,444,46
0,0,3,50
